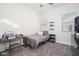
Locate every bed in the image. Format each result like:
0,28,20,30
23,34,49,48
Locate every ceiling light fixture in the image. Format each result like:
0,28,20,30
48,3,53,5
40,4,43,7
40,3,53,8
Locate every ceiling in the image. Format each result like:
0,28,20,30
21,3,67,12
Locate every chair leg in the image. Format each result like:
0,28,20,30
0,53,2,56
20,46,22,54
8,49,12,56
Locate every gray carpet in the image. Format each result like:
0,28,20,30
11,42,79,56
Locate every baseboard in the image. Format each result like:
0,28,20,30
56,41,71,46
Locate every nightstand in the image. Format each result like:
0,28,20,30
49,34,56,43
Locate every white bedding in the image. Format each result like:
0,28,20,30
25,34,49,48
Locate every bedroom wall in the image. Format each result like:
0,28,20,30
0,3,40,36
39,3,79,46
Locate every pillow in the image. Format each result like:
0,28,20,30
43,31,48,35
37,32,43,36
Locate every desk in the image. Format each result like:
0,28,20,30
0,37,22,56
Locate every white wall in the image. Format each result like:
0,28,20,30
40,3,79,46
0,3,40,36
1,3,79,46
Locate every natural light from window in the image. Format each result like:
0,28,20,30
0,18,20,28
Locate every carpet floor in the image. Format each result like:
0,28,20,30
11,42,79,56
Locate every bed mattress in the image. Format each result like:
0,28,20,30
23,35,49,48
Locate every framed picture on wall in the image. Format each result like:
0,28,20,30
62,11,77,32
